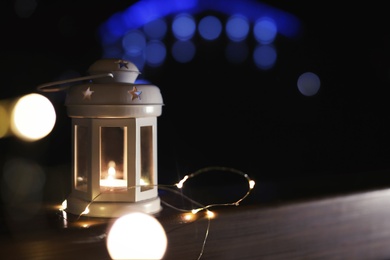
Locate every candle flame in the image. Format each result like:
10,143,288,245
108,166,116,179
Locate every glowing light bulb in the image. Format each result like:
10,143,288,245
61,200,67,210
182,213,195,222
81,206,90,215
10,93,56,141
106,212,167,260
191,208,201,214
249,180,255,189
176,175,188,189
206,210,215,219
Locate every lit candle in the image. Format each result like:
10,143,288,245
100,161,127,188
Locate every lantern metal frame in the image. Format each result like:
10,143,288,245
65,116,161,217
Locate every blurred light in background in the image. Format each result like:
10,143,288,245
122,30,147,56
225,41,249,63
198,15,222,41
253,44,277,70
1,157,46,222
172,13,196,41
0,100,11,138
13,0,37,18
99,0,301,71
253,17,278,44
297,72,321,96
171,40,196,63
143,18,168,39
226,14,250,42
145,40,167,67
0,93,56,142
106,212,167,260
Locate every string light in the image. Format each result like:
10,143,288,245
175,175,189,188
173,166,256,214
81,206,90,215
57,166,255,259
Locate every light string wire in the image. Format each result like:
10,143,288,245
59,166,255,259
36,73,113,92
157,185,211,260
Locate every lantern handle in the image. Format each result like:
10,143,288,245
36,73,114,92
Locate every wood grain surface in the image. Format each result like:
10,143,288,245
2,186,390,259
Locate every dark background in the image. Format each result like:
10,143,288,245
1,0,390,203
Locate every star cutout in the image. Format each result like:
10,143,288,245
82,87,94,100
128,86,142,101
115,59,129,69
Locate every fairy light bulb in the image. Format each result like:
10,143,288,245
60,200,67,210
191,208,201,214
249,180,255,189
81,206,90,215
206,210,215,219
106,212,167,260
54,166,255,259
176,175,188,188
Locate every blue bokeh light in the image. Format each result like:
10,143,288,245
145,40,167,67
123,52,146,72
171,40,196,63
225,42,249,63
198,16,223,41
98,0,302,69
143,18,168,40
172,13,196,41
297,72,321,96
99,0,301,43
122,30,146,56
226,14,250,42
254,17,278,44
253,44,277,70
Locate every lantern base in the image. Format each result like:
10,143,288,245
65,196,162,218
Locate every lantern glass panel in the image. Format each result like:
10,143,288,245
140,125,153,192
100,126,128,192
75,125,88,191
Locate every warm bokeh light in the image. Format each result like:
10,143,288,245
0,101,10,138
206,210,215,219
106,212,167,260
10,93,56,142
1,157,46,221
181,212,195,222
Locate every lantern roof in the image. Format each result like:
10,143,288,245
65,59,163,118
87,58,140,84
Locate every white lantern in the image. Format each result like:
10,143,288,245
38,59,164,217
